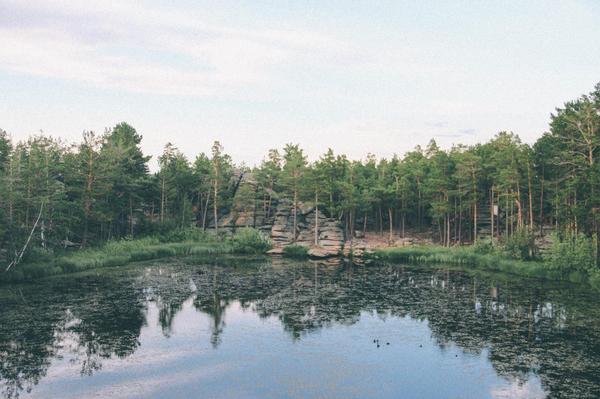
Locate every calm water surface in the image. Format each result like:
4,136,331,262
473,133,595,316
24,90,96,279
1,258,600,398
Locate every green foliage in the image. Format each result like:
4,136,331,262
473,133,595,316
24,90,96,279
374,246,553,280
500,228,537,260
1,232,234,282
589,268,600,291
473,238,495,255
546,232,597,274
230,228,272,254
158,227,212,243
282,245,309,259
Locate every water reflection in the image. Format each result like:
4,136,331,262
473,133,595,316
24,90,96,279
1,259,600,398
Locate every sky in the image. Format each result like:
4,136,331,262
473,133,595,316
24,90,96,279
1,0,600,168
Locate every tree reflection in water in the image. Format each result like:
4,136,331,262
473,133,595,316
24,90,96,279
1,258,600,398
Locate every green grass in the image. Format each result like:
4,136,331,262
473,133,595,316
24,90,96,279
372,245,593,285
2,241,234,283
282,244,309,259
1,228,272,283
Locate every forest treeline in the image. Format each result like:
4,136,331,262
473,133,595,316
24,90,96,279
1,83,600,266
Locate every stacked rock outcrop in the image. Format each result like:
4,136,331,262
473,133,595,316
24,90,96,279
268,200,345,258
207,170,345,258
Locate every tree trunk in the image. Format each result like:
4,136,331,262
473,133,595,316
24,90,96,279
401,201,406,238
6,201,44,272
505,193,509,237
129,196,134,237
388,207,393,242
267,180,274,218
472,169,477,242
160,173,166,223
213,178,218,233
293,186,298,242
202,192,210,231
516,185,523,229
490,187,494,242
474,201,478,243
458,196,462,244
539,176,544,236
527,161,534,230
314,191,319,246
446,213,451,247
181,197,186,228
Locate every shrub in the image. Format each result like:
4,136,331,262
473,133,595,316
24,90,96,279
501,228,537,260
21,246,54,263
158,227,211,243
473,238,495,255
546,232,596,274
230,228,272,254
282,244,309,259
589,268,600,291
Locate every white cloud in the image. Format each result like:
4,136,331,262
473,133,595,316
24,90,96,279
0,0,352,97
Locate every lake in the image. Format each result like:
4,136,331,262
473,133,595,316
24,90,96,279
1,257,599,398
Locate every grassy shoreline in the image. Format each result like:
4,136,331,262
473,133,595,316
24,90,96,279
372,245,600,290
1,227,273,283
1,238,234,283
4,231,600,292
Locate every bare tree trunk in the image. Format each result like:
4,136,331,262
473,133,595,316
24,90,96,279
202,192,210,231
6,202,44,272
129,196,134,237
472,169,478,243
446,213,451,247
350,211,354,239
181,197,186,228
314,191,319,246
293,187,298,242
458,197,462,244
516,185,523,229
539,176,544,236
474,200,478,243
527,161,534,229
401,204,406,239
213,178,218,233
388,207,393,242
454,197,458,243
160,173,166,223
505,193,509,237
490,186,494,242
267,180,274,218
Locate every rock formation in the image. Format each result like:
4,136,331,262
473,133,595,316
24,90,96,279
269,200,345,258
207,170,345,258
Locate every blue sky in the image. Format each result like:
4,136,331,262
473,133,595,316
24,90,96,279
1,0,599,167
